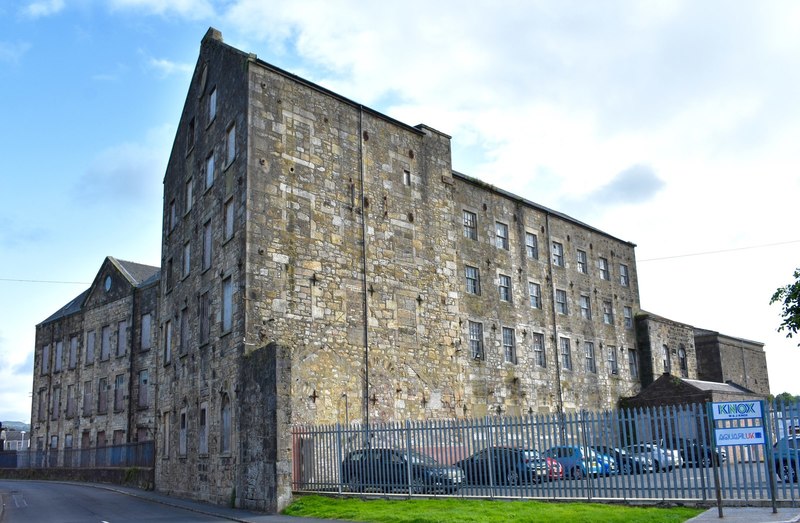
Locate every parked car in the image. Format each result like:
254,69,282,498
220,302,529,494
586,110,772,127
455,446,555,485
341,448,464,493
624,443,683,471
543,445,615,479
659,438,726,467
591,445,653,474
773,436,799,483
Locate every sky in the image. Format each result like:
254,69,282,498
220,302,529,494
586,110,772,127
1,0,799,423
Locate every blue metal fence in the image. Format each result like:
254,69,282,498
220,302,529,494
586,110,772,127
1,440,155,469
292,401,800,503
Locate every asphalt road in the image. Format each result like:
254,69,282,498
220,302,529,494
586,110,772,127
0,481,225,523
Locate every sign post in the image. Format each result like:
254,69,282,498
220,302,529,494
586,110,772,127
708,400,771,518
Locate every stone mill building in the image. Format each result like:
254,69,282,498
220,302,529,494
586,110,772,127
29,28,770,512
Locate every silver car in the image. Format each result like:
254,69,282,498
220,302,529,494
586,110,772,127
624,443,683,471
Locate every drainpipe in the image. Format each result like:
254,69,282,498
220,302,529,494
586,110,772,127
358,106,370,432
126,285,137,443
545,214,566,439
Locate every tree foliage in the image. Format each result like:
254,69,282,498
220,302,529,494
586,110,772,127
771,268,800,345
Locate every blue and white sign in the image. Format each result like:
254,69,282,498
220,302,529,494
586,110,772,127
711,400,762,421
714,427,766,447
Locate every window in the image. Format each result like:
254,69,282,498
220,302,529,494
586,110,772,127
101,326,111,360
202,220,212,270
82,380,92,416
528,282,541,308
576,250,588,274
502,327,516,364
495,222,509,250
65,433,73,449
468,321,484,360
498,274,511,302
68,336,78,369
224,198,234,240
166,258,174,293
182,241,191,278
532,332,546,367
465,265,481,295
208,87,217,122
179,408,187,456
200,292,210,345
164,320,172,364
141,313,152,350
608,346,619,375
552,242,564,267
678,346,688,377
51,386,60,420
222,277,233,333
185,178,193,214
560,337,572,370
117,320,127,357
114,374,124,412
598,257,610,280
199,403,208,454
85,331,95,364
138,370,149,408
38,389,46,421
525,232,538,259
602,301,614,325
187,117,195,152
628,349,639,378
169,199,177,231
54,341,63,372
226,123,236,165
662,345,671,374
623,306,633,329
585,341,596,373
620,264,629,286
579,295,591,319
403,169,411,186
66,384,75,417
205,151,215,189
41,344,50,375
463,210,477,240
162,411,171,458
179,307,189,354
98,377,108,414
221,395,232,453
555,289,568,314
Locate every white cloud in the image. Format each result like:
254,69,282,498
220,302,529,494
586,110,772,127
109,0,215,19
147,57,193,78
0,41,31,64
21,0,64,18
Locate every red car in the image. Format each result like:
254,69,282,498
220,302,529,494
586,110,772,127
544,456,564,481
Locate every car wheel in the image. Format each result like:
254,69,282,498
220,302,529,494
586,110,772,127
652,460,660,472
505,469,520,486
778,462,798,483
699,455,711,468
410,476,427,494
571,467,584,480
620,460,632,475
346,475,363,493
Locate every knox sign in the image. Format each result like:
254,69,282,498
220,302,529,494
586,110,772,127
711,400,762,421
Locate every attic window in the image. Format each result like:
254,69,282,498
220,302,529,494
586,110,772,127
104,276,112,292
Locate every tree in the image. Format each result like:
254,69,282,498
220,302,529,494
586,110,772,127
771,268,800,345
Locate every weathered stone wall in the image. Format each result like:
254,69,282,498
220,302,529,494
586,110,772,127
155,28,248,508
635,313,698,387
695,332,769,395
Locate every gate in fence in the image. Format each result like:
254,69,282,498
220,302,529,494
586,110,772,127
291,401,800,503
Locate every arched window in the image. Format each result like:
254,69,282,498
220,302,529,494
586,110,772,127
220,394,231,454
678,346,688,377
662,345,671,374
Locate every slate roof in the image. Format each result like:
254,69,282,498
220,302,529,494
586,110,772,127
39,289,90,325
682,378,752,394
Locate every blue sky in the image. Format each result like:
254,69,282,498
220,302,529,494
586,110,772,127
2,0,800,423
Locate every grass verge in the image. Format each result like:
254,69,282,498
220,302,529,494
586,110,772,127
283,495,705,522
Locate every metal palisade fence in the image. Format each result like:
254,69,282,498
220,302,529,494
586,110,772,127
291,400,800,503
0,441,155,469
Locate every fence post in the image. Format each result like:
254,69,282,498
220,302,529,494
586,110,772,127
762,400,778,514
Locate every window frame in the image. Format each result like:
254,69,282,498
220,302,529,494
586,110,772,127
598,257,610,280
502,327,516,364
495,222,509,250
585,341,596,373
528,281,541,308
602,300,614,325
560,337,572,370
525,232,538,259
532,332,546,367
579,294,591,320
552,242,564,267
468,321,484,360
498,273,512,302
555,289,568,315
608,346,619,375
462,210,477,240
465,265,481,295
620,264,630,286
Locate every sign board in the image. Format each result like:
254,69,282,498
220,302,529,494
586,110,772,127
711,400,762,421
714,427,766,447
